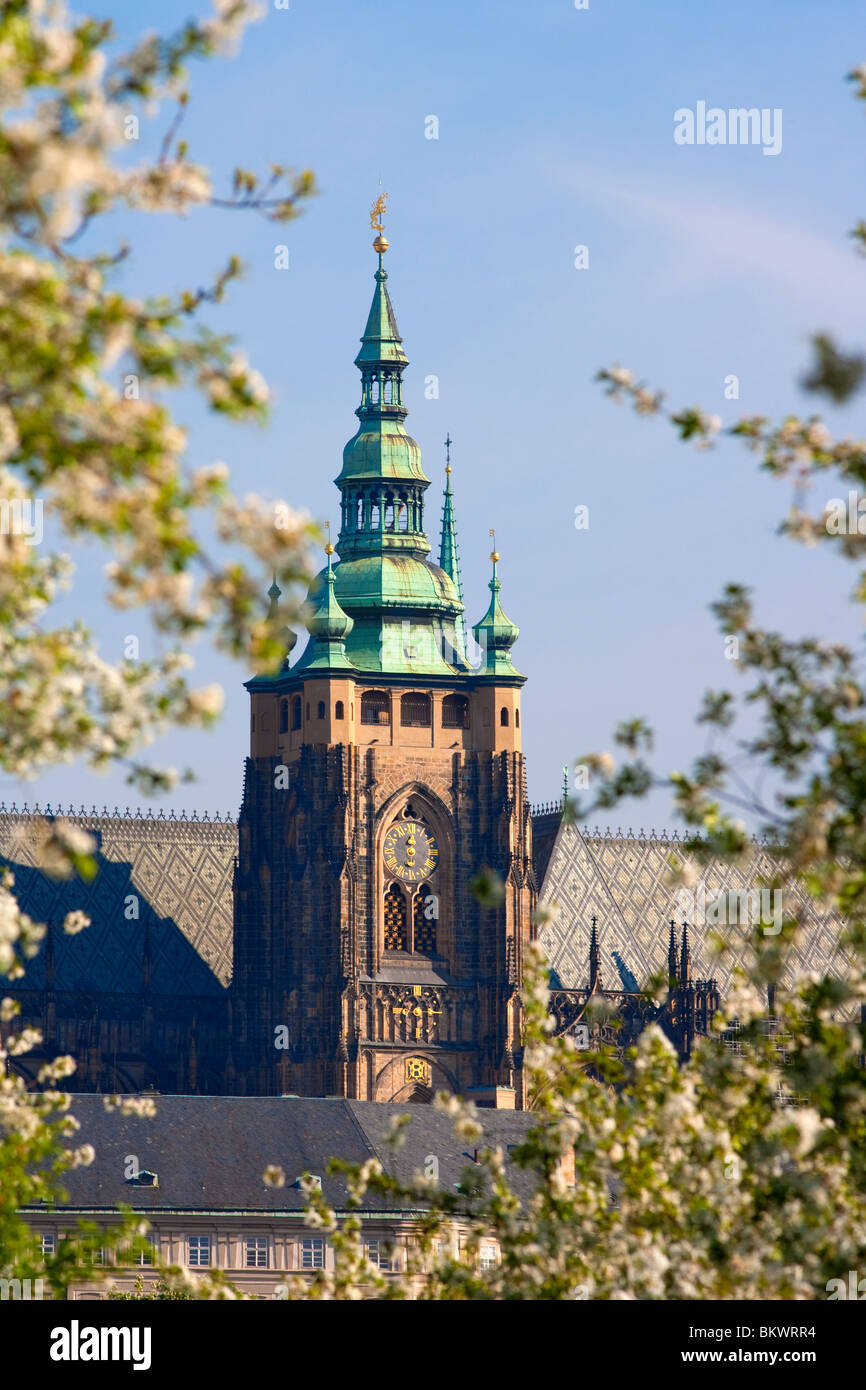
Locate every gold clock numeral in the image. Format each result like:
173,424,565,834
384,821,438,886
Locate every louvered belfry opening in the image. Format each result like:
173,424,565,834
413,884,436,955
383,882,408,951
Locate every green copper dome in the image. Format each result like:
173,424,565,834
337,259,427,487
472,553,523,678
255,238,523,688
302,552,465,676
294,550,354,672
305,244,469,676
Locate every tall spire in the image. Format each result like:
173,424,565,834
285,203,468,681
680,923,692,986
588,915,602,994
335,202,429,561
439,434,467,654
438,436,462,594
668,920,680,986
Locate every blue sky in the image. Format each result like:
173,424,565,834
11,0,866,828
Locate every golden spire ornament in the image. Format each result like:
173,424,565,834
370,191,389,253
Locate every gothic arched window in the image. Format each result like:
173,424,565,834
335,700,345,720
442,694,470,729
317,700,325,720
401,692,431,727
413,884,437,955
500,707,509,727
383,883,408,952
516,708,520,728
361,690,390,725
279,699,288,734
291,696,302,731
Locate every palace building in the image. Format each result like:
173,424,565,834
0,232,850,1105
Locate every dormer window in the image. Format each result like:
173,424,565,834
126,1170,158,1188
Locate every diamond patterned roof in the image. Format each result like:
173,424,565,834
0,812,237,996
537,819,851,999
1,809,848,1009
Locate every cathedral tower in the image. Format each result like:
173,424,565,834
232,222,535,1105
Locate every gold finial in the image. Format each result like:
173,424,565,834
370,191,387,232
325,521,334,556
489,527,499,563
370,191,388,252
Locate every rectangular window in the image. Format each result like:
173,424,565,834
480,1244,498,1271
364,1241,392,1272
188,1235,211,1268
300,1238,324,1270
137,1242,155,1267
88,1247,107,1266
41,1233,55,1256
246,1237,269,1268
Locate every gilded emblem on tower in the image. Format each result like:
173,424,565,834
370,190,389,253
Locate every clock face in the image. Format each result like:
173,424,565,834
383,820,439,884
